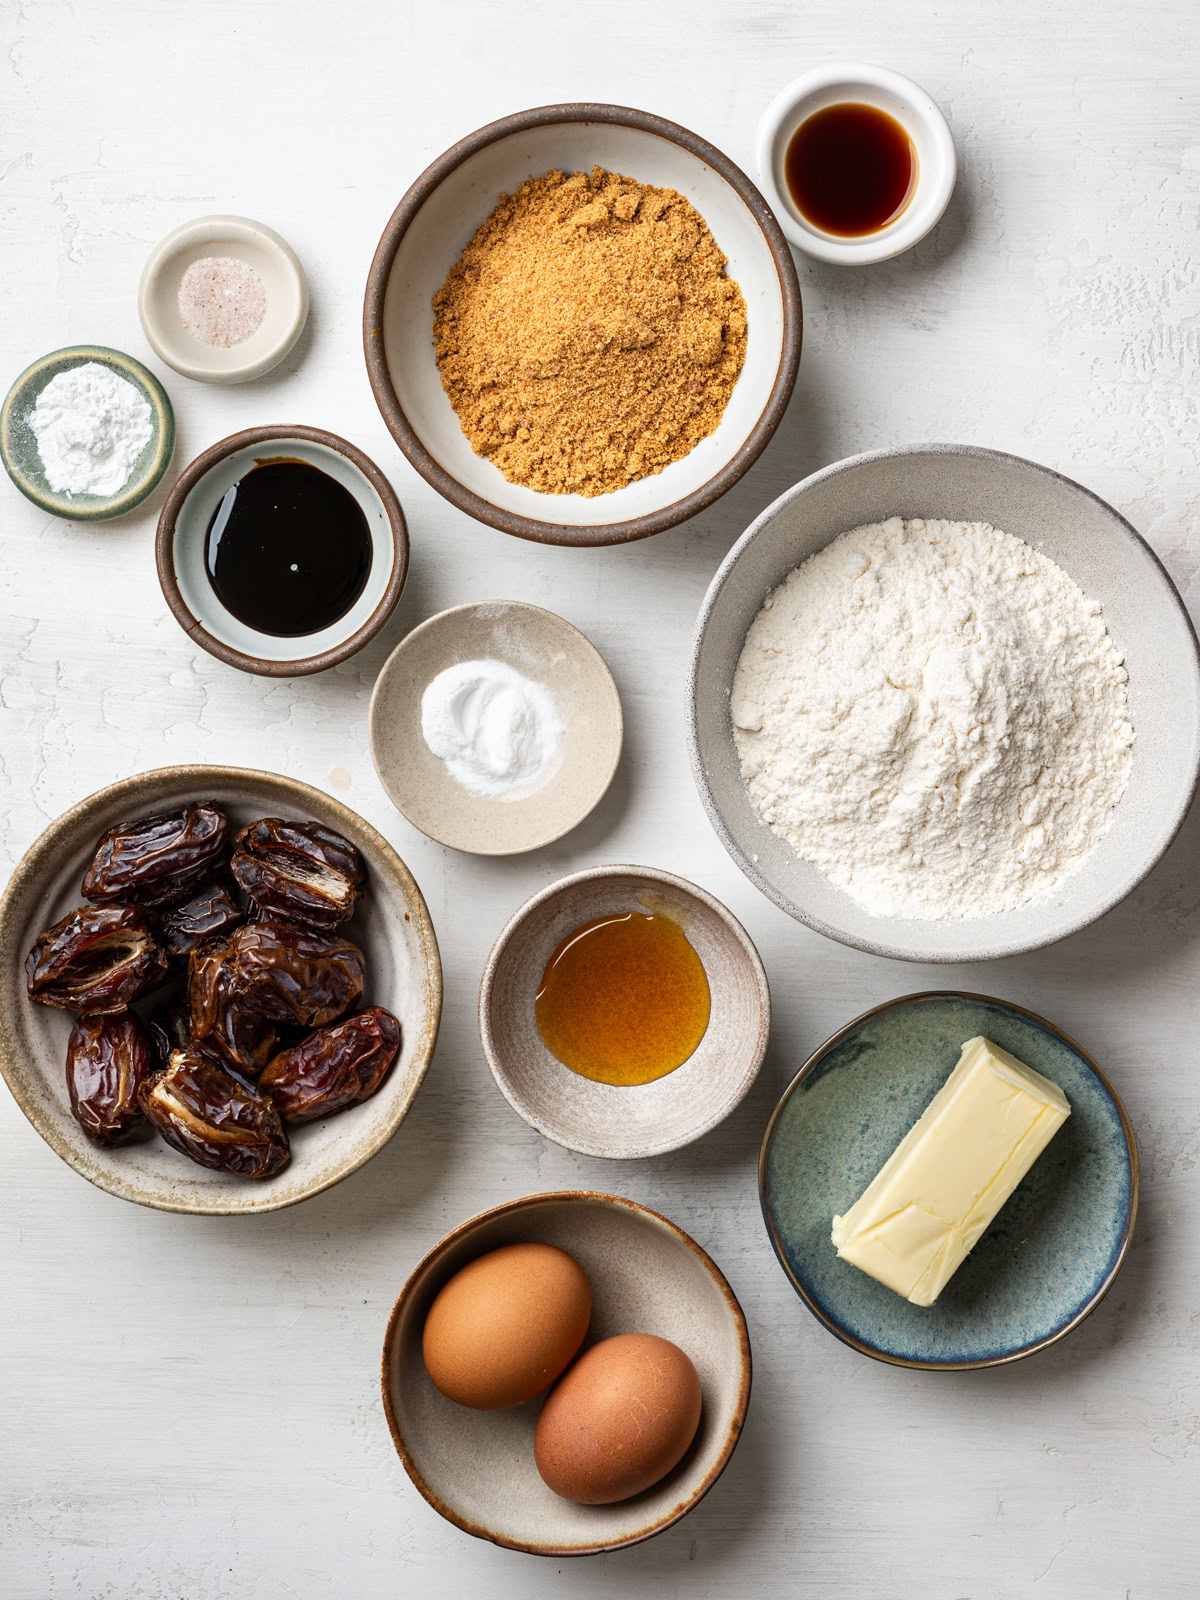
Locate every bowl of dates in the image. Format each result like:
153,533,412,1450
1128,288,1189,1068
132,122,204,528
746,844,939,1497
0,765,442,1213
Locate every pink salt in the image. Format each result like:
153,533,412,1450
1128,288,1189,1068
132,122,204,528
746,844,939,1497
178,256,268,349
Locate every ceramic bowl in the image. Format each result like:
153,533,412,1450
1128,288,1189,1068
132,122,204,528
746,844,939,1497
368,601,623,854
755,63,956,264
156,425,408,677
364,103,802,547
1,345,175,521
759,992,1137,1369
689,443,1200,962
139,215,309,384
479,866,769,1158
381,1190,751,1554
0,765,442,1215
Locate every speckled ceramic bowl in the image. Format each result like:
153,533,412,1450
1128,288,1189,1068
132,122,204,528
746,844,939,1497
760,992,1137,1369
0,765,441,1215
381,1190,751,1555
364,103,802,547
368,601,623,854
479,865,770,1158
1,345,174,520
689,444,1200,962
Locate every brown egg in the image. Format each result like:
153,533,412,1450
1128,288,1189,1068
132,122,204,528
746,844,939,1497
421,1242,591,1410
534,1333,702,1504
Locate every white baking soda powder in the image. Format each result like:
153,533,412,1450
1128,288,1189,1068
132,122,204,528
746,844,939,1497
421,658,564,799
27,361,153,497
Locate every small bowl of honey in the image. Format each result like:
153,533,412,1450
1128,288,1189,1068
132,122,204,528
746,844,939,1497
755,62,956,265
478,865,770,1160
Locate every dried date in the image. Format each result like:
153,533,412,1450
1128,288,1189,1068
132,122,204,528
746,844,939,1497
260,1007,401,1123
231,818,365,931
139,1048,290,1178
147,992,193,1074
157,881,243,963
188,937,277,1075
82,802,230,909
222,922,365,1028
26,905,169,1014
66,1011,152,1146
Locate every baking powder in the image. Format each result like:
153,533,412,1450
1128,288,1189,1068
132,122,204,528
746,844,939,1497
421,659,564,799
27,362,153,498
732,517,1134,920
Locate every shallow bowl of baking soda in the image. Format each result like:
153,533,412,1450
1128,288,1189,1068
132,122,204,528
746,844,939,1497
364,103,802,547
368,601,623,855
688,443,1200,963
1,345,175,521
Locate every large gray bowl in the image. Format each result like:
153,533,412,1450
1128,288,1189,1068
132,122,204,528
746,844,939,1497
688,444,1200,962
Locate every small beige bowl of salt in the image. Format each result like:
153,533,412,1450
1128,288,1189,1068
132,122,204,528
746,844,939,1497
138,214,309,384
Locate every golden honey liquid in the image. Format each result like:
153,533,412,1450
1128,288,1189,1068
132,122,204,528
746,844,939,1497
535,911,711,1086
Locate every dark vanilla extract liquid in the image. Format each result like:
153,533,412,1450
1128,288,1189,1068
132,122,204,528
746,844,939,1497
204,459,372,637
785,103,916,238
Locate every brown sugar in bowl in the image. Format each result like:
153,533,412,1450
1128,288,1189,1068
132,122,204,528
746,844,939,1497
364,103,802,548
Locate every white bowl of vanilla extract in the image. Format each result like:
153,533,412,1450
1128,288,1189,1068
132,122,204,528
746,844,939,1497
156,425,409,677
756,62,957,265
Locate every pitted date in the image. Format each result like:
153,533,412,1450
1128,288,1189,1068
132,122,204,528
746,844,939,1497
230,818,365,931
82,802,230,909
223,922,365,1028
260,1007,401,1123
158,881,243,963
66,1011,152,1146
26,905,169,1013
188,937,277,1075
139,1048,290,1178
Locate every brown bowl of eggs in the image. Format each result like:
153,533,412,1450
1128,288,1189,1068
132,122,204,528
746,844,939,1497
380,1190,751,1555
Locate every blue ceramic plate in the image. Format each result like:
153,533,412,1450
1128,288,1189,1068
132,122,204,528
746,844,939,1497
1,345,175,521
760,992,1137,1369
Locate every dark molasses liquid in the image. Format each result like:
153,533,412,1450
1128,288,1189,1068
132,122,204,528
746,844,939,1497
785,103,916,238
204,459,372,637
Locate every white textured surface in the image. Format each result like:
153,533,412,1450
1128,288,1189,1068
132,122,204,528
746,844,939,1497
1,2,1197,1596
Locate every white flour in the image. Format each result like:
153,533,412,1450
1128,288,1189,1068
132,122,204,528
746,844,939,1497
731,516,1134,920
27,361,153,497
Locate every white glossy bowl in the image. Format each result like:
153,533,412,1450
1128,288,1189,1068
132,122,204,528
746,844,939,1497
689,445,1200,962
365,104,802,546
157,426,408,677
755,64,956,264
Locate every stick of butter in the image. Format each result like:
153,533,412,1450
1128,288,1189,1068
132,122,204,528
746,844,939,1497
831,1036,1070,1306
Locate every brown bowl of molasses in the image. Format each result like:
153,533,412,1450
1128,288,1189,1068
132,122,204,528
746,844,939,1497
156,424,408,677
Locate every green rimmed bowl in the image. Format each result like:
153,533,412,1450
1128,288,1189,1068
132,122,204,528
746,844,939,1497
759,992,1137,1370
1,345,175,521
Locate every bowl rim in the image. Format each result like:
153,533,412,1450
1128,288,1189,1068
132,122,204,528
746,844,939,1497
137,213,310,385
155,424,409,677
362,101,803,548
366,599,624,855
758,989,1140,1371
1,344,176,521
379,1188,753,1556
687,440,1200,962
477,862,771,1157
0,763,443,1215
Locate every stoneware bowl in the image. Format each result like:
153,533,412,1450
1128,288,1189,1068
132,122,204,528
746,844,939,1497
479,866,769,1158
139,215,309,384
0,765,442,1215
157,425,408,677
368,601,623,854
381,1190,751,1555
689,443,1200,962
759,992,1138,1369
364,103,802,547
755,63,957,264
1,345,175,521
